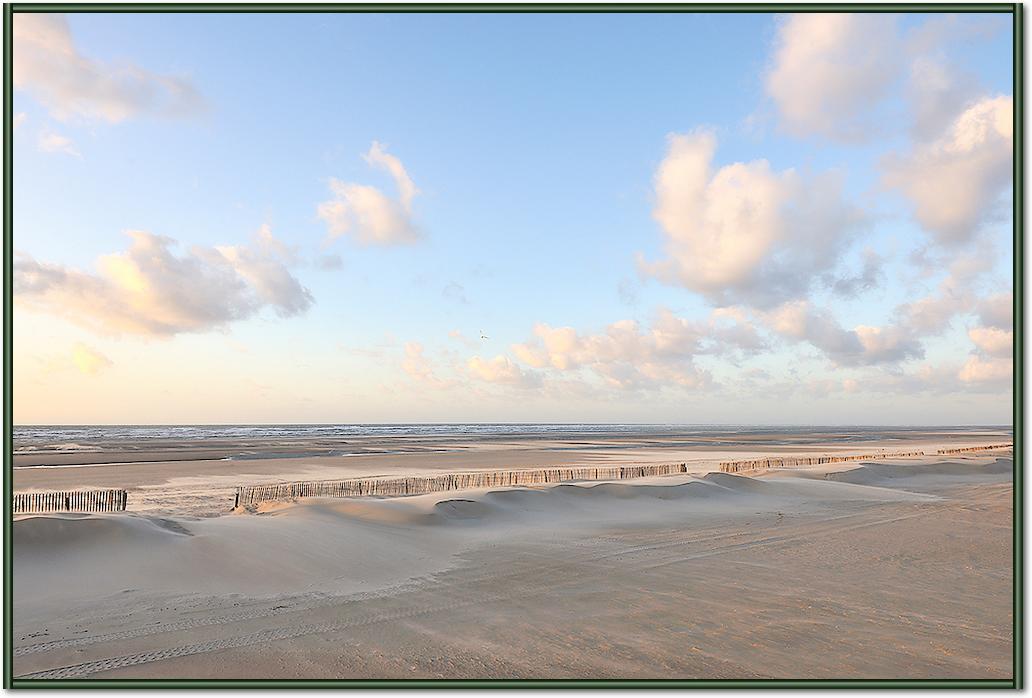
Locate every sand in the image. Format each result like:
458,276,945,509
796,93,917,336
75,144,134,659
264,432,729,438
12,426,1013,517
12,449,1014,680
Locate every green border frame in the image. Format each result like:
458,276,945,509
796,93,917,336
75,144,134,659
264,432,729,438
1,2,1022,689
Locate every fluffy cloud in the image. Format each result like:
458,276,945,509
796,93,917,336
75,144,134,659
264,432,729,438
958,354,1011,385
968,326,1012,357
14,13,205,122
467,355,539,388
318,141,420,245
71,343,112,375
37,129,79,157
764,301,923,366
883,95,1013,243
957,289,1012,386
510,309,709,390
15,226,312,336
766,13,900,141
639,131,864,307
214,225,312,317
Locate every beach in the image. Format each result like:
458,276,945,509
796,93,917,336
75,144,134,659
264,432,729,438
11,427,1014,680
12,425,1012,517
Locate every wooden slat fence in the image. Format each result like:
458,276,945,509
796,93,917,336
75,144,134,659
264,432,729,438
718,450,927,474
13,489,128,514
235,463,688,507
937,443,1013,455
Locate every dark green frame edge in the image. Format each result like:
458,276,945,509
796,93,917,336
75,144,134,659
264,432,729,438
1,1,1023,690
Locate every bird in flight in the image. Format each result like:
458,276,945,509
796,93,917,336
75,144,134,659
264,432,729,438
480,331,489,340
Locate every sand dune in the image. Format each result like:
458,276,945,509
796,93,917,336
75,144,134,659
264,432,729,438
825,457,1012,486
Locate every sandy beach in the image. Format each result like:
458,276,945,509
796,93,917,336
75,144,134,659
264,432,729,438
12,425,1012,517
11,427,1014,680
10,3,1017,686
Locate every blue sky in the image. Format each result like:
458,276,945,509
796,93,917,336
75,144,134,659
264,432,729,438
13,11,1015,424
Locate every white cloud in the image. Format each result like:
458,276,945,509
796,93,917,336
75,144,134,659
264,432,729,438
958,354,1011,385
15,226,312,336
977,292,1012,329
214,225,312,317
883,95,1013,244
968,326,1012,357
37,128,79,157
14,13,205,123
318,141,420,245
766,13,900,141
71,343,112,375
467,355,539,388
365,141,418,210
510,308,709,390
639,130,864,307
763,301,923,366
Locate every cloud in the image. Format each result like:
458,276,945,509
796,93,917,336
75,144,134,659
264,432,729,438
467,355,539,388
37,129,79,157
318,141,420,245
958,354,1011,385
764,301,923,366
638,130,864,307
907,55,978,141
894,292,964,336
968,326,1012,357
906,14,1007,140
883,95,1013,244
214,225,313,317
402,342,456,389
14,13,205,122
71,343,112,374
364,141,417,211
14,112,27,129
15,226,312,336
765,13,900,141
892,245,997,337
827,249,884,298
702,307,768,356
510,308,709,390
977,292,1012,329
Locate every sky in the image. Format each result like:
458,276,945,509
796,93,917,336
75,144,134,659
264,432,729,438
12,11,1015,425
